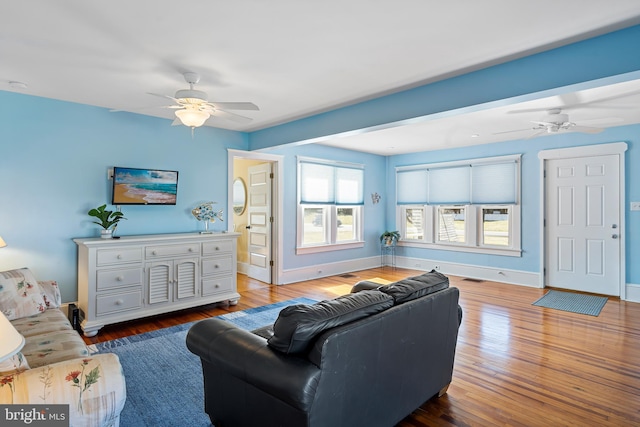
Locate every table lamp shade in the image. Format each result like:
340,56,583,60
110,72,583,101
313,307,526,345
0,312,25,362
0,236,6,248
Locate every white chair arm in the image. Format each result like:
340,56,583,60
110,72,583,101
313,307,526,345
1,353,126,427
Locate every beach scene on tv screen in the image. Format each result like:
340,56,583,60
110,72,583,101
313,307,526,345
113,168,178,204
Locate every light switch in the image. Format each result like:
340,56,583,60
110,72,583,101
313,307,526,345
631,202,640,211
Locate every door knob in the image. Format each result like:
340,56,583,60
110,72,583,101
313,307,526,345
246,225,251,229
612,234,618,239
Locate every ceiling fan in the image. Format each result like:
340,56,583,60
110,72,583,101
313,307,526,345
148,72,259,129
495,108,611,139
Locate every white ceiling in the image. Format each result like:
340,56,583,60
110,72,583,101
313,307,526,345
2,1,640,154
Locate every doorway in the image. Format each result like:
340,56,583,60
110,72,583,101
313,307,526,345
228,150,284,285
539,142,627,297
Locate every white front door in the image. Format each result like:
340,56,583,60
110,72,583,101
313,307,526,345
247,163,272,283
545,154,620,295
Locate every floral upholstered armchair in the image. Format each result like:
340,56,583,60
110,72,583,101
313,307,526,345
0,267,126,427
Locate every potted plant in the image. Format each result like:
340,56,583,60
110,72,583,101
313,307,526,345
88,204,126,238
380,230,400,246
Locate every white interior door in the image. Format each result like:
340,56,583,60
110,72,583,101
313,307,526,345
247,163,272,283
545,154,620,295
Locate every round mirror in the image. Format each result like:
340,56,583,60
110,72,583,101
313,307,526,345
233,178,247,215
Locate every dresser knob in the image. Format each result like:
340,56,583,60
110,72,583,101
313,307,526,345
188,247,193,252
115,299,123,305
152,250,157,255
116,276,123,281
117,254,122,259
214,264,219,269
215,246,220,251
215,284,220,289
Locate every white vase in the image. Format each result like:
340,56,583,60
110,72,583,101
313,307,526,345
100,229,113,239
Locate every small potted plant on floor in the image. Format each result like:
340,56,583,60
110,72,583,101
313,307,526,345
380,230,400,246
88,204,126,238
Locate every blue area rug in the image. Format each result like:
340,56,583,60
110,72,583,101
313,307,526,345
532,290,608,316
93,297,316,427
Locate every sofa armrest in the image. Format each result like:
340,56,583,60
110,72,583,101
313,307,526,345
187,318,321,411
0,353,126,427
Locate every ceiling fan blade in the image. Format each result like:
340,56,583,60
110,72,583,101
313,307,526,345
526,130,548,140
571,125,604,134
492,127,534,135
147,92,180,103
171,118,183,126
208,102,259,111
211,109,253,123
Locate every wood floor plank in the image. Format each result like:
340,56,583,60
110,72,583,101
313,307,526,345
82,268,640,426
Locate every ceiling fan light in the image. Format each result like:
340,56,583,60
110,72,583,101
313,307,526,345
175,109,209,127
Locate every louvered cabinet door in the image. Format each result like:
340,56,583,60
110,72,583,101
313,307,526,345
147,261,172,305
175,258,199,300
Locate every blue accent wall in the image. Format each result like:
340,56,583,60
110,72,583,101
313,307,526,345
0,91,248,301
2,23,640,302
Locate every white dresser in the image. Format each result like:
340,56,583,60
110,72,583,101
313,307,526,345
74,232,240,337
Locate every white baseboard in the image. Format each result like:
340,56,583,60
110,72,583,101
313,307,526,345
278,255,539,288
237,261,249,276
279,256,380,285
396,255,541,287
625,283,640,302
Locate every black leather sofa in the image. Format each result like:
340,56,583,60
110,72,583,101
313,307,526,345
186,271,462,427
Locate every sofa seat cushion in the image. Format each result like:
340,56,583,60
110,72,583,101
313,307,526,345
12,308,74,338
268,290,394,354
379,270,450,304
21,329,89,368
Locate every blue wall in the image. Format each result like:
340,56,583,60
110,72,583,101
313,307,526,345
0,92,248,301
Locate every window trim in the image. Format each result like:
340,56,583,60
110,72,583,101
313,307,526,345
297,157,365,254
396,154,522,257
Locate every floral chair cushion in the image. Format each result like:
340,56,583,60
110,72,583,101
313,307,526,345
0,268,47,320
38,280,62,308
21,330,89,368
0,352,30,376
11,308,74,338
0,354,126,427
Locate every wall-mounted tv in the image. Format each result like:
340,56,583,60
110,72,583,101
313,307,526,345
111,167,179,205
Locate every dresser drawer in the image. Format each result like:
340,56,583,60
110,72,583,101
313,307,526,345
202,275,234,296
96,289,142,316
97,267,143,291
146,243,200,259
202,239,234,255
201,256,233,276
97,248,142,266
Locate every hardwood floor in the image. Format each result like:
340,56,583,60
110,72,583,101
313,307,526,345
83,268,640,426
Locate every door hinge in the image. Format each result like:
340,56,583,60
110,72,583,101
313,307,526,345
543,268,546,276
543,219,546,227
270,172,274,179
270,216,274,223
269,260,274,267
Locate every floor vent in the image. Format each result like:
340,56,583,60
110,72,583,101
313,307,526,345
339,273,357,278
462,278,484,283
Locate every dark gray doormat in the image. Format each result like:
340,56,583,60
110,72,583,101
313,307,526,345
532,290,608,316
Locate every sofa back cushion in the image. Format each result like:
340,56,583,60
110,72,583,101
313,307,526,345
268,290,393,354
379,270,449,304
0,268,47,320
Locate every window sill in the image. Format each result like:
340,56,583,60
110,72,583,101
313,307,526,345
296,241,365,255
399,241,522,257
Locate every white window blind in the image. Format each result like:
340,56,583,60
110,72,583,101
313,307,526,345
429,166,471,204
471,162,517,204
299,159,364,205
396,155,520,205
397,170,428,204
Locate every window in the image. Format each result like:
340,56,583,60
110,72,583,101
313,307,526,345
396,154,521,256
297,157,364,253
